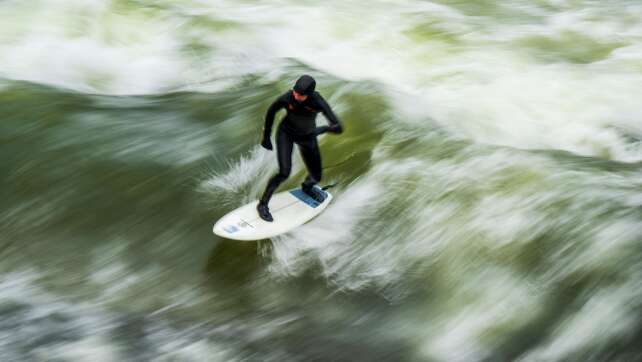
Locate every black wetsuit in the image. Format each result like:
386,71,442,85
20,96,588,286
259,90,342,205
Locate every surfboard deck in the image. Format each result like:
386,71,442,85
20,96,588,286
212,185,332,240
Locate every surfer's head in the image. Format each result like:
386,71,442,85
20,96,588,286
293,74,316,102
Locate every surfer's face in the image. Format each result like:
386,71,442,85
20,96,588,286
293,90,308,102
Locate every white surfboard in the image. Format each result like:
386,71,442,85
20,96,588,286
213,185,333,240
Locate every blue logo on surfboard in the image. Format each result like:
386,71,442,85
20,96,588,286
223,225,239,233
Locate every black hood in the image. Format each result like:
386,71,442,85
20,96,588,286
293,75,316,95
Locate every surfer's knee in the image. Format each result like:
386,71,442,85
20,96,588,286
276,168,290,181
268,170,289,185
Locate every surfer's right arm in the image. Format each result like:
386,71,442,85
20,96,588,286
261,93,289,150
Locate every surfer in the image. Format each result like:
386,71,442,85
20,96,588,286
257,74,343,222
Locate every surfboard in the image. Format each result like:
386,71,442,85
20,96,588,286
212,185,333,240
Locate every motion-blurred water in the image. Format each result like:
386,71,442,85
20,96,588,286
1,1,641,361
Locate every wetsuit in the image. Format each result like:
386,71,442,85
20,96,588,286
259,81,343,208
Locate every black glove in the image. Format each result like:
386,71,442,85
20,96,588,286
261,133,273,150
328,123,343,134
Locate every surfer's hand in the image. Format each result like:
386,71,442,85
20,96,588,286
328,123,343,134
261,136,273,150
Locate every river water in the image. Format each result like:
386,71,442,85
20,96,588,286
1,1,641,361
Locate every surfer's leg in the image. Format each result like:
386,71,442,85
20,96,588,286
298,137,324,202
260,129,294,206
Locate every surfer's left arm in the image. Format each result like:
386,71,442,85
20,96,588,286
316,93,343,134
